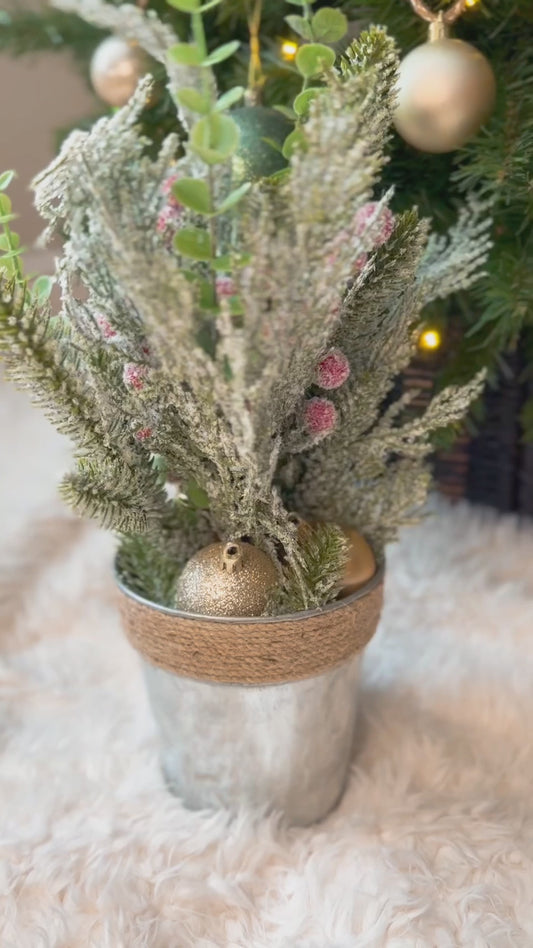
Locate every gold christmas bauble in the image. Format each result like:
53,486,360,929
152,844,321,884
175,541,279,617
394,38,496,153
295,518,377,597
90,37,148,108
340,527,377,596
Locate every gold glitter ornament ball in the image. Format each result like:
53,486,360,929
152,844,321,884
90,37,148,108
394,37,496,153
175,541,279,618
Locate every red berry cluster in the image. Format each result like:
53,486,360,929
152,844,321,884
304,349,351,440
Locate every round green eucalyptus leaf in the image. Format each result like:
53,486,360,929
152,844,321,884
174,227,212,261
282,126,308,160
0,194,12,216
176,88,210,115
0,170,15,191
168,43,203,66
215,87,245,112
293,88,323,117
284,14,313,40
173,178,212,214
311,8,348,43
191,113,240,165
167,0,200,11
32,274,55,302
203,40,240,67
295,43,336,78
0,231,19,251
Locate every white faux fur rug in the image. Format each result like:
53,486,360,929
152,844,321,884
2,379,533,947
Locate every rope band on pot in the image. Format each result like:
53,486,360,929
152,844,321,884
117,571,384,686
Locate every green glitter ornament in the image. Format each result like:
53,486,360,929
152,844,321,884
231,107,293,182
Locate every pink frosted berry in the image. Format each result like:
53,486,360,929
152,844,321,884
304,397,337,438
123,363,148,391
161,173,182,210
216,275,236,298
156,205,181,236
354,202,395,247
96,315,117,340
135,427,152,442
316,349,351,390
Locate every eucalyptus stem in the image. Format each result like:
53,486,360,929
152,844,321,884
208,165,218,298
2,220,22,283
191,10,206,58
300,1,315,93
302,0,314,36
191,8,217,291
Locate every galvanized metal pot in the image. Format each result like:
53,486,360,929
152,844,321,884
117,566,384,826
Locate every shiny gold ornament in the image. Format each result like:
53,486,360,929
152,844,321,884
90,37,149,108
175,541,279,618
394,15,496,153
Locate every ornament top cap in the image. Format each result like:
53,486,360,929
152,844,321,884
429,15,448,41
409,0,467,25
222,541,244,574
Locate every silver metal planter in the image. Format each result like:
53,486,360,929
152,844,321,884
117,566,384,826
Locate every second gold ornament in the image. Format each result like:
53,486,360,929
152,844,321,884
394,2,496,154
90,36,149,109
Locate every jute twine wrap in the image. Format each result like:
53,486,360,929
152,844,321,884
116,567,384,686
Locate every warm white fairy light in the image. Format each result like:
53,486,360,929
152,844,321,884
281,40,298,60
418,328,442,351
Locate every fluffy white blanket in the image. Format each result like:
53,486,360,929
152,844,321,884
1,379,533,948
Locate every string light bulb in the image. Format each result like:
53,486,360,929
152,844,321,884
418,328,442,352
281,40,298,60
465,0,481,7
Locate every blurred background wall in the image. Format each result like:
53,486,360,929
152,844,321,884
0,0,94,243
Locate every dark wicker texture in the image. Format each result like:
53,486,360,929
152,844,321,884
403,334,533,514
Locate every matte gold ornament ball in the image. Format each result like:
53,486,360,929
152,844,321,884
90,36,148,108
175,541,279,618
295,517,377,597
394,37,496,153
340,527,377,596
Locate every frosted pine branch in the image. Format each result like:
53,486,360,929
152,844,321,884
418,196,493,304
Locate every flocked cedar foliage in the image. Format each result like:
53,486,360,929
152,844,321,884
0,8,490,614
